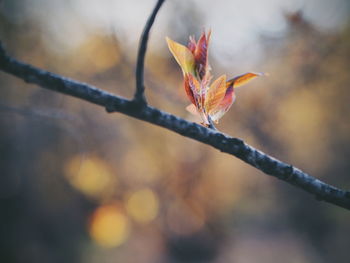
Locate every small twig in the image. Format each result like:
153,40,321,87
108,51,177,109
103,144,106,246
134,0,166,105
208,116,217,130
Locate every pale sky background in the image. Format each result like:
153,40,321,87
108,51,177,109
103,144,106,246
2,0,349,67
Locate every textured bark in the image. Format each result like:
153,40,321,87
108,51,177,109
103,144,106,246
135,0,165,105
0,0,349,211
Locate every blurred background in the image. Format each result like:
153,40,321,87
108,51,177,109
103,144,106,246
0,0,350,262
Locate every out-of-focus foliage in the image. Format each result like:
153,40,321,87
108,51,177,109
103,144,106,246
0,1,349,263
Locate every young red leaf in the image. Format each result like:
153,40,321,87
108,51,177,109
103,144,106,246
210,84,236,123
227,72,264,88
205,74,227,114
166,31,265,126
193,30,211,79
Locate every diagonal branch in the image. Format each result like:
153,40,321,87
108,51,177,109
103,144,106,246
0,41,349,211
134,0,165,105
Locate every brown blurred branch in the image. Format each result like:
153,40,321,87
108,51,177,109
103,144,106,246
0,1,349,211
135,0,165,105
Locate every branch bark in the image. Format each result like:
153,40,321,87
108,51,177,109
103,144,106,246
0,1,349,211
135,0,165,105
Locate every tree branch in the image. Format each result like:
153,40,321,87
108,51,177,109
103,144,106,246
0,41,349,210
134,0,165,105
1,0,349,211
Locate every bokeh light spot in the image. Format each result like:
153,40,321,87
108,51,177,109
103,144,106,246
126,188,159,224
64,155,116,200
89,204,130,248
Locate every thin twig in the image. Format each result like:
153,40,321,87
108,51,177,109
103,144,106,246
0,42,349,210
208,116,217,130
134,0,165,105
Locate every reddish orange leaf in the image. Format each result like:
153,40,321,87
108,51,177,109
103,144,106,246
210,84,236,123
184,73,201,106
193,30,211,79
166,31,266,126
186,104,199,116
205,74,227,114
227,72,264,88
